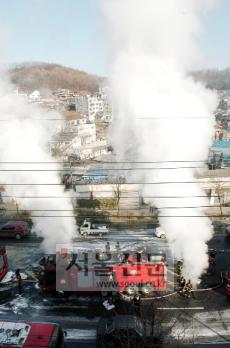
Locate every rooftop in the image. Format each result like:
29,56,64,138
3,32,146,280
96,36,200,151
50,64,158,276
63,111,86,121
212,140,230,148
52,132,78,142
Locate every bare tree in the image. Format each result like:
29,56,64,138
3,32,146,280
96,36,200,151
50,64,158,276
113,176,124,215
215,183,225,217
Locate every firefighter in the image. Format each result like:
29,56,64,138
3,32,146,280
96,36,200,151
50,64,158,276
178,276,186,294
115,241,120,252
15,268,22,294
183,279,193,298
105,242,111,253
121,253,135,265
133,294,141,316
176,260,183,276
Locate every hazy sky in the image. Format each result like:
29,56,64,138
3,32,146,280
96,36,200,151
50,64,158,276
0,0,229,75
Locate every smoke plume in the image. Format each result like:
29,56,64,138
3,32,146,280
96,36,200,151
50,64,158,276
102,0,218,283
0,72,76,252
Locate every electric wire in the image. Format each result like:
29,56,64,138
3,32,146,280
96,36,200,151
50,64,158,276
0,166,211,171
0,205,224,211
0,116,215,121
0,160,212,163
3,215,230,218
0,195,221,199
0,181,228,185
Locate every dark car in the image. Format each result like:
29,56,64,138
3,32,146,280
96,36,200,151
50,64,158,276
0,220,30,240
97,315,161,348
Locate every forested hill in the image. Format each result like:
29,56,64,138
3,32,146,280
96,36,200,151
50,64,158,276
9,62,103,94
191,68,230,90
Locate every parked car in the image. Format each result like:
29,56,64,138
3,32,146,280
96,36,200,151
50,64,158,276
226,224,230,237
97,315,159,348
154,227,166,239
0,221,30,240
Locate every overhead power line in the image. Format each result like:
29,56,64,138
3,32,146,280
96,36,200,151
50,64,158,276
4,214,230,218
0,160,210,164
0,116,214,121
136,116,212,119
0,166,210,171
0,181,228,185
5,215,230,218
0,205,223,211
93,160,210,164
1,195,217,199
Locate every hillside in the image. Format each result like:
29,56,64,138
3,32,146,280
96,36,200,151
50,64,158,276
9,62,230,93
9,62,102,94
191,68,230,90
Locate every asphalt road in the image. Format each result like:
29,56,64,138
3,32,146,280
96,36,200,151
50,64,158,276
1,229,230,346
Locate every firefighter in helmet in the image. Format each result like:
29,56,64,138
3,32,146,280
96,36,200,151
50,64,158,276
183,279,193,298
176,260,183,276
178,276,186,294
105,242,111,253
133,294,141,316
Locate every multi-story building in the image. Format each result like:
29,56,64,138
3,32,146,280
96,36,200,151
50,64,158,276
87,95,104,122
75,95,89,115
74,89,112,122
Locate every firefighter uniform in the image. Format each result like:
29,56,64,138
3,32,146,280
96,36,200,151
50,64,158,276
105,242,111,253
176,261,183,276
15,269,22,294
179,277,186,293
133,295,141,316
183,280,193,298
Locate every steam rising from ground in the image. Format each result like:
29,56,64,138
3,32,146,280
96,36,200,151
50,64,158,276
102,0,218,283
0,73,76,252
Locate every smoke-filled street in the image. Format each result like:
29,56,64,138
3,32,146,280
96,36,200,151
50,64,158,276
0,230,229,346
0,0,230,347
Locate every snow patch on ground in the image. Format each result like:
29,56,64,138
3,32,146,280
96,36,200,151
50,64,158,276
9,296,29,314
170,309,230,339
1,271,28,284
65,329,96,340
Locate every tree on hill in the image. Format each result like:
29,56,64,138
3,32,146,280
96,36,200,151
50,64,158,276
9,62,105,94
191,68,230,90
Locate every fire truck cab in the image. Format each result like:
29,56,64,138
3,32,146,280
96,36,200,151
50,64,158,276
0,320,66,347
0,247,8,283
225,271,230,297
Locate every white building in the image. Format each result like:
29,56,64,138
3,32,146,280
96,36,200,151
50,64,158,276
28,90,41,102
87,95,104,122
63,111,96,144
74,90,112,122
75,95,89,115
77,123,96,144
50,132,82,155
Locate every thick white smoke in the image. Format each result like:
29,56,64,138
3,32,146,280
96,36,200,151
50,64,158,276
102,0,218,283
0,73,76,252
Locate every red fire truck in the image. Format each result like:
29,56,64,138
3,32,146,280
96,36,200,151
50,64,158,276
0,247,8,282
225,271,230,297
0,320,66,348
39,252,167,297
112,261,166,296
